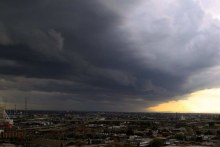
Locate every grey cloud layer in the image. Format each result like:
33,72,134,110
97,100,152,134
0,0,220,111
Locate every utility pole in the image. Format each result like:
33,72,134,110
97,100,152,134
14,104,16,115
25,97,27,115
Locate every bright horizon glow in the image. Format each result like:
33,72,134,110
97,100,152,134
147,88,220,113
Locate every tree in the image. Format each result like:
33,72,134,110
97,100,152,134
150,138,163,147
126,128,134,136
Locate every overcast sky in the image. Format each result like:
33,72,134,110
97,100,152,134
0,0,220,111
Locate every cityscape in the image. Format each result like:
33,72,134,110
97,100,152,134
0,109,219,146
1,0,220,146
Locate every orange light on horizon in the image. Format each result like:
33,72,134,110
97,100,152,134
147,88,220,113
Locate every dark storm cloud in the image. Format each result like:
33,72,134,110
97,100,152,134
0,0,220,111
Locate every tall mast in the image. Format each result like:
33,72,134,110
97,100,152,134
25,97,27,115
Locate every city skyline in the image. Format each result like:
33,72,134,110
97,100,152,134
0,0,220,112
